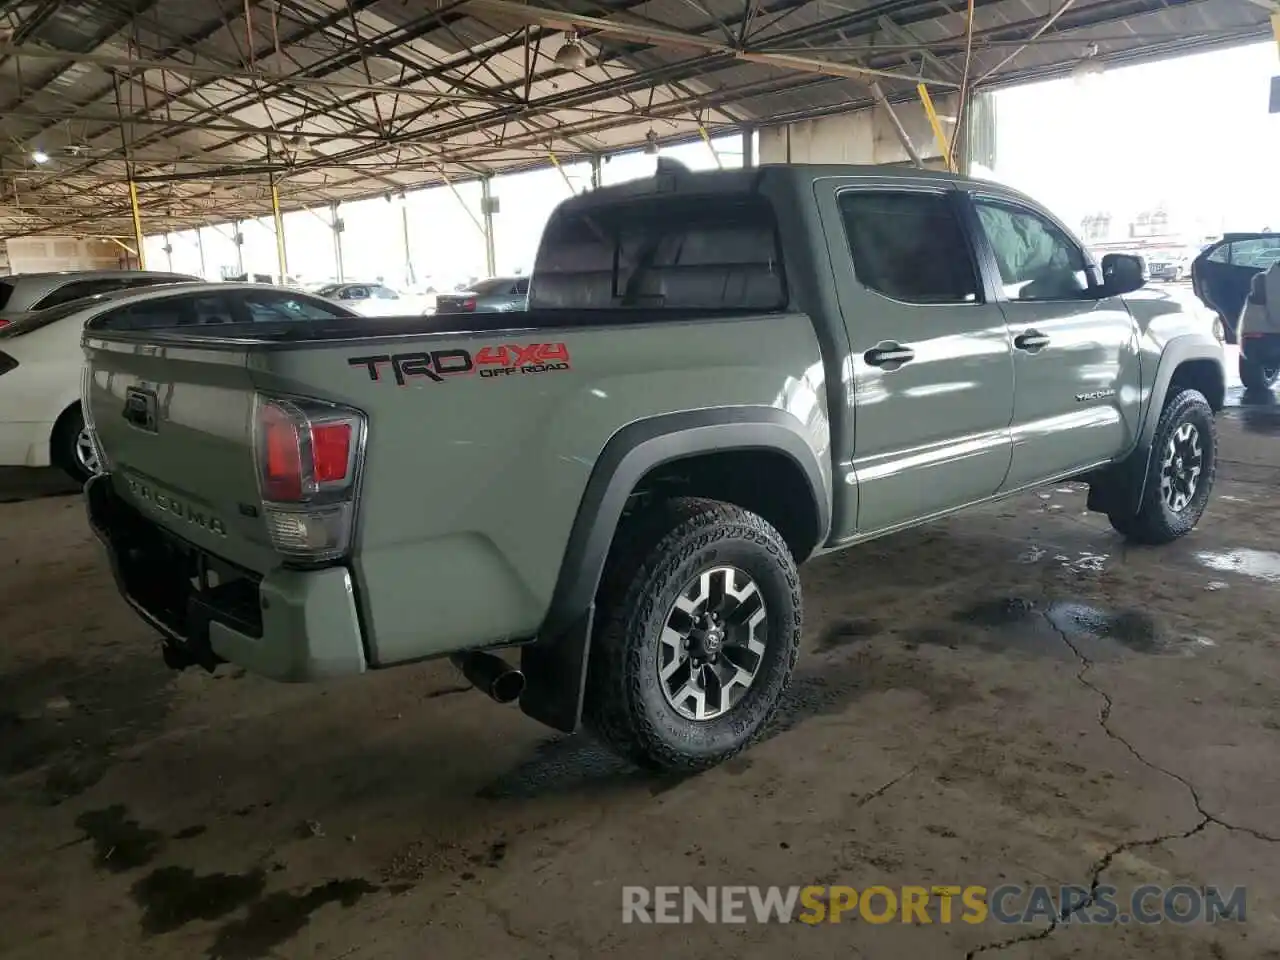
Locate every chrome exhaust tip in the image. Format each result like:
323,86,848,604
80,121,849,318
450,651,525,704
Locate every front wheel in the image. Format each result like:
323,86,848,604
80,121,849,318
1108,388,1217,544
584,497,801,772
1239,354,1280,392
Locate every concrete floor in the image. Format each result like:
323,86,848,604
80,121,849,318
1,371,1278,959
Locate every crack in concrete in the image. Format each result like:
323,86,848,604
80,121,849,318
855,765,918,808
965,606,1277,959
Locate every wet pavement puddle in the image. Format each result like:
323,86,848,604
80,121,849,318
908,597,1216,663
1195,548,1280,584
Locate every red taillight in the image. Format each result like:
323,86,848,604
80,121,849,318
254,396,366,563
462,298,477,312
261,403,304,501
310,422,352,482
0,319,10,330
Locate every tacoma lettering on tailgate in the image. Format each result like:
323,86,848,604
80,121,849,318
348,343,571,385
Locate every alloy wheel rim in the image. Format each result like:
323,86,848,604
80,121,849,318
74,427,101,475
658,565,768,722
1160,422,1202,513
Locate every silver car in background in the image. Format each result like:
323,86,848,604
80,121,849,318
434,276,529,314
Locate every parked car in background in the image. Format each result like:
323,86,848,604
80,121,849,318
315,282,410,317
0,270,196,330
1191,232,1280,343
1146,255,1189,282
1235,262,1280,391
0,283,357,482
435,276,529,314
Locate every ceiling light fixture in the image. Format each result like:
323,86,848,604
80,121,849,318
643,129,660,155
554,32,588,70
31,149,49,164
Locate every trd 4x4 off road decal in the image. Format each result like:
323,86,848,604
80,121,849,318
348,342,571,385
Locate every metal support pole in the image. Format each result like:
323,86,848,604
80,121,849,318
480,177,497,277
128,180,146,269
548,150,577,194
917,82,955,173
589,155,602,189
741,128,754,168
870,81,923,168
164,233,174,271
330,202,345,281
400,198,415,287
197,228,207,279
271,175,288,282
232,219,245,277
698,125,723,169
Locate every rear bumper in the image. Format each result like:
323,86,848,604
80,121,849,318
1241,332,1280,365
86,474,366,681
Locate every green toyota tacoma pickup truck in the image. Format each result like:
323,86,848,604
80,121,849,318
82,163,1225,771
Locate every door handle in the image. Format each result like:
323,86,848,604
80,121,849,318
864,341,916,371
1014,330,1051,353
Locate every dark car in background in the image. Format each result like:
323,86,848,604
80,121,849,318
1191,232,1280,343
434,276,529,314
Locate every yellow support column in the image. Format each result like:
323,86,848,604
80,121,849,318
917,83,956,173
128,180,146,269
271,176,289,281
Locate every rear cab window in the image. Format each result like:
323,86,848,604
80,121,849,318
531,194,787,312
0,280,13,311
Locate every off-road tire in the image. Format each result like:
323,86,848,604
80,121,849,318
1239,354,1280,393
1108,388,1216,544
583,497,802,772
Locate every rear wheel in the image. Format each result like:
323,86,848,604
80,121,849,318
584,497,801,772
1108,388,1216,544
51,405,99,485
1239,354,1280,392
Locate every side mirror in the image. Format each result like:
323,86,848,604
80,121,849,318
1101,253,1145,296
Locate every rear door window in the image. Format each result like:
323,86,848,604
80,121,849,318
837,190,980,304
0,281,13,310
532,194,786,311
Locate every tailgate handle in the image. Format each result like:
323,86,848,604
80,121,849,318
123,387,158,432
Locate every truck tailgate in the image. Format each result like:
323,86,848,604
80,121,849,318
84,335,277,573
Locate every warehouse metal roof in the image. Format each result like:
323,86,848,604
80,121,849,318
0,0,1272,238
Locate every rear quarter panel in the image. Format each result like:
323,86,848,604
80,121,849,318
0,316,86,464
250,314,828,666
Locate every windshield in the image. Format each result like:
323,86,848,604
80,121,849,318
316,284,343,296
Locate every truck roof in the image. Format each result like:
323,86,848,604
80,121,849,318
557,160,1027,212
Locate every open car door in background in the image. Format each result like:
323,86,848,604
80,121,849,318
1192,233,1280,341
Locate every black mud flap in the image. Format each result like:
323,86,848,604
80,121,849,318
519,605,594,734
1086,445,1149,518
